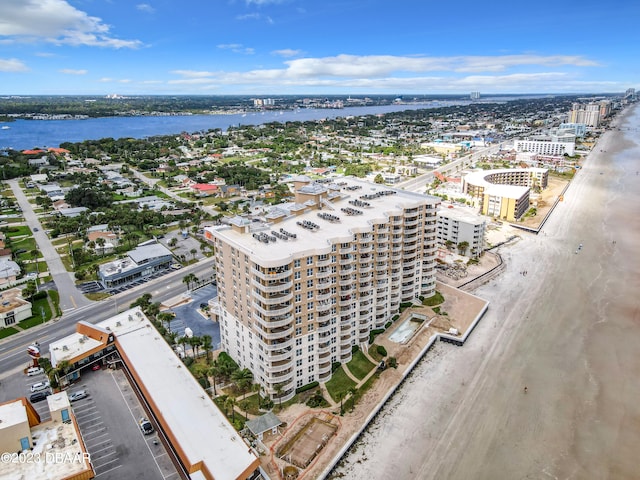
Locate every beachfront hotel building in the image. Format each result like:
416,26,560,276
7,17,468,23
462,168,548,221
513,139,575,156
437,206,487,259
205,177,440,401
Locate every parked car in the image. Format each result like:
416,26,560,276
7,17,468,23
139,418,154,435
30,391,51,403
27,367,45,376
91,364,101,371
30,381,50,393
68,390,88,402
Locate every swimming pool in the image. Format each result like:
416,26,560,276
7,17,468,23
388,313,427,343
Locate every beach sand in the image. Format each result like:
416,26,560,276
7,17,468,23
331,104,640,480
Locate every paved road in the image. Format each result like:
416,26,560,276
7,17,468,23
396,142,507,193
8,179,92,311
0,257,216,378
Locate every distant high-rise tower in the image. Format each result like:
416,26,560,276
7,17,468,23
470,91,481,100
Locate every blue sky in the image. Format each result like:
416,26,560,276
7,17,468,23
0,0,637,95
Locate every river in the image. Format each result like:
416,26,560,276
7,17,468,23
0,101,469,151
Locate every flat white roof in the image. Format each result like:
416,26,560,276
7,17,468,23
0,399,28,430
114,308,258,478
208,177,439,263
0,398,90,480
485,184,529,199
438,205,486,225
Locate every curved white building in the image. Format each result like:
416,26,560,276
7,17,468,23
462,168,548,221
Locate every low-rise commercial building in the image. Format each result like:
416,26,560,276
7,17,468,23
0,394,94,480
98,243,173,289
49,308,261,480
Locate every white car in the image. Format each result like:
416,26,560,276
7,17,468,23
139,418,154,435
27,367,44,376
68,390,88,402
30,381,50,393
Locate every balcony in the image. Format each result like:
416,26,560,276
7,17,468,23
253,312,292,330
318,341,331,354
316,269,332,279
358,264,373,274
253,269,292,282
376,244,389,254
339,277,355,287
255,291,293,305
269,369,294,384
318,361,332,375
268,348,292,362
265,359,293,375
253,302,291,318
257,325,294,341
404,218,420,227
339,246,354,254
359,244,373,254
341,264,354,272
376,226,389,234
316,290,332,302
376,263,388,272
317,257,331,267
264,337,294,351
252,278,293,293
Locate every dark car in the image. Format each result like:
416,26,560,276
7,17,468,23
30,391,51,403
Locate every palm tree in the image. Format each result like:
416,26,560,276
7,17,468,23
274,383,284,409
157,312,175,331
225,396,236,422
457,241,469,256
190,248,197,261
210,359,222,396
201,335,213,363
95,237,106,256
182,273,197,290
30,249,40,277
231,368,253,393
240,399,250,421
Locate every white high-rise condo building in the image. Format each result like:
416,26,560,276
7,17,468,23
205,177,440,401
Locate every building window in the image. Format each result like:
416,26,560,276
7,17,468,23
294,271,301,279
308,365,315,373
295,282,301,291
296,348,302,356
307,291,314,299
307,279,313,288
294,259,301,268
295,294,301,303
307,257,313,265
295,305,302,313
308,344,314,352
295,327,302,336
306,268,313,277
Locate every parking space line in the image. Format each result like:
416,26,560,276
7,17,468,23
85,431,109,442
83,425,107,436
94,464,122,478
109,371,166,478
94,458,121,472
87,439,112,450
92,450,117,461
76,411,101,421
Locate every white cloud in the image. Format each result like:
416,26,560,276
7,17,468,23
0,0,142,48
166,53,604,93
59,68,87,75
0,58,29,72
136,3,156,13
217,43,255,54
272,49,302,57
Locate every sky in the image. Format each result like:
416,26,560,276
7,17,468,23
0,0,638,96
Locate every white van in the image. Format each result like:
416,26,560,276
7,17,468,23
27,367,44,376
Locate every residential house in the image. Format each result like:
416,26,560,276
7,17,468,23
0,287,32,328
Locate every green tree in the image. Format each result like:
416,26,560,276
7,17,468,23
374,173,384,184
457,241,469,256
231,368,253,393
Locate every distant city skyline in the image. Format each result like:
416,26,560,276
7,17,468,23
0,0,637,95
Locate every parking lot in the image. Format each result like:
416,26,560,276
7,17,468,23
70,367,181,480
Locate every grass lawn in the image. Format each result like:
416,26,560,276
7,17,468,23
368,344,384,362
24,261,47,274
324,366,357,403
422,291,445,306
3,225,32,237
48,290,62,317
346,349,375,380
85,292,111,301
0,327,19,339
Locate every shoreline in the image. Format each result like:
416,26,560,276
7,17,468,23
331,104,640,479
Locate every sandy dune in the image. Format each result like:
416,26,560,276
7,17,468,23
332,105,640,480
